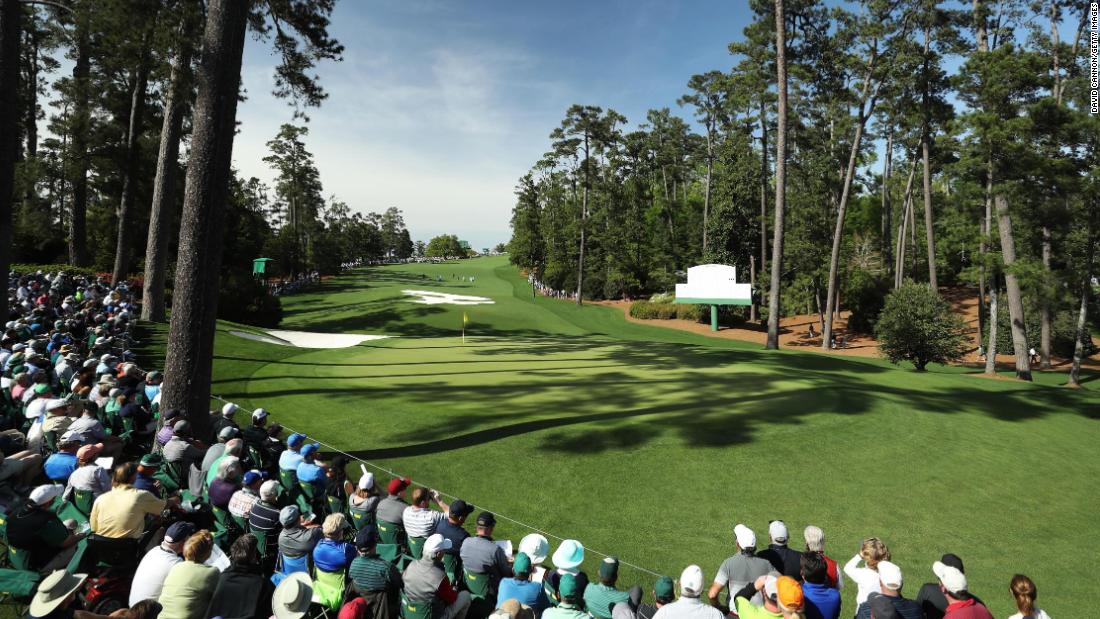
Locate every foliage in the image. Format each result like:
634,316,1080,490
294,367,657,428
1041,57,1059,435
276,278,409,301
629,300,706,322
425,235,466,260
844,268,890,334
217,272,282,328
875,283,969,370
10,263,98,278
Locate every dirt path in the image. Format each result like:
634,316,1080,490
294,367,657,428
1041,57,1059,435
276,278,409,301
596,287,1100,373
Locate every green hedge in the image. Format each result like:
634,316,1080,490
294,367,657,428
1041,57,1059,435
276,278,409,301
629,300,706,322
10,263,101,278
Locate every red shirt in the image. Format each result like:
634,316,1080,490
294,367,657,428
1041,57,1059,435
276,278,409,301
823,554,839,589
436,575,458,605
945,598,994,619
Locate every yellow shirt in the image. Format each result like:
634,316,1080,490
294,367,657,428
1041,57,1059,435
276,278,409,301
89,485,166,539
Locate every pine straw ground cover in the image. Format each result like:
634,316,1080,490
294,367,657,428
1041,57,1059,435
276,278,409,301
135,257,1100,617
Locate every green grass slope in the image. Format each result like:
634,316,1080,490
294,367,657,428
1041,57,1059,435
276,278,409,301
142,257,1099,617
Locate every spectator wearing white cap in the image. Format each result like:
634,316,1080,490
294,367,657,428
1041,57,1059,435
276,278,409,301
517,534,550,584
653,565,723,619
758,520,802,581
402,533,471,619
709,523,775,611
42,430,81,483
929,560,992,619
248,480,283,535
348,470,381,521
209,402,240,443
803,526,842,590
6,484,84,573
915,554,985,619
242,408,269,451
843,537,891,609
853,560,921,619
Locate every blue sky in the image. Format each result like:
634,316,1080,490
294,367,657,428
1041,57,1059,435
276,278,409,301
232,1,758,250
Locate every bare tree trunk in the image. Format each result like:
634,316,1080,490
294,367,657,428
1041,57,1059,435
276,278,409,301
0,0,19,322
749,254,757,322
994,194,1032,381
1040,226,1052,368
142,38,193,322
575,134,588,306
161,0,249,431
1068,216,1094,386
759,99,768,285
111,50,153,285
921,134,937,291
894,157,918,288
68,13,90,267
702,128,711,254
881,131,892,266
985,281,998,375
766,0,788,350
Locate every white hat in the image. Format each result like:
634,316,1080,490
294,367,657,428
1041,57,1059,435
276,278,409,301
769,520,789,542
221,402,239,417
99,353,114,362
933,560,967,594
552,539,585,570
734,523,756,549
45,398,68,412
218,426,239,440
762,575,779,600
30,484,65,506
59,430,84,444
272,572,313,619
518,533,549,565
30,570,88,618
878,561,903,590
252,407,269,420
679,565,704,596
358,472,375,490
422,533,452,557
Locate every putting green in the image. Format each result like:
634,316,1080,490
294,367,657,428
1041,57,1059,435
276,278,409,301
174,257,1097,617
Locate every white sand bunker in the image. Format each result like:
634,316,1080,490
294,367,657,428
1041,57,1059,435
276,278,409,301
403,289,495,305
228,329,390,348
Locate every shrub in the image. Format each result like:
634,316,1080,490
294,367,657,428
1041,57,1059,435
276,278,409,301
10,263,99,279
629,300,707,323
218,274,283,328
649,292,675,304
844,269,890,334
875,283,968,371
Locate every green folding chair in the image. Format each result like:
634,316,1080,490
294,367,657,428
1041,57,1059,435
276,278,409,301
312,568,346,612
279,468,298,493
348,504,374,531
211,505,240,548
377,543,402,567
400,592,436,619
70,489,96,519
324,494,344,518
407,536,426,561
231,513,250,535
377,520,406,549
442,553,460,585
7,546,31,572
543,577,559,607
463,569,491,600
0,567,41,615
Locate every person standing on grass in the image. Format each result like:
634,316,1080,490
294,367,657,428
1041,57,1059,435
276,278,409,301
654,565,724,619
376,476,412,526
802,526,841,590
915,554,984,619
709,523,775,611
928,561,992,619
853,561,919,619
1007,575,1050,619
843,537,890,611
403,487,451,539
758,521,802,581
799,551,839,619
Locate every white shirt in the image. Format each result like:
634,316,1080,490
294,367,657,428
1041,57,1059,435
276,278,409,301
1009,611,1051,619
843,554,882,606
129,545,182,606
652,596,724,619
402,505,445,538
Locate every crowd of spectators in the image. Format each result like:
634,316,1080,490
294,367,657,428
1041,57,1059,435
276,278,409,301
1,270,1052,619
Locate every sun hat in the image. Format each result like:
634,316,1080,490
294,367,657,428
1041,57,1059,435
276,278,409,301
76,443,103,461
221,402,239,417
272,572,313,619
553,539,584,570
358,472,375,491
46,398,68,412
260,480,281,501
518,534,549,565
599,557,620,580
878,560,903,590
558,573,579,599
252,408,269,421
734,523,756,549
933,560,967,594
30,484,64,506
680,565,704,596
776,576,804,610
280,505,301,527
654,576,675,602
29,570,88,617
322,513,349,536
769,520,789,542
164,521,196,544
387,477,411,495
422,533,452,557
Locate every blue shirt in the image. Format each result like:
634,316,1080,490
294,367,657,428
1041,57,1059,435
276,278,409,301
44,452,78,482
296,461,325,486
497,578,548,614
144,384,160,403
312,539,356,573
279,450,303,471
803,581,842,619
134,472,161,498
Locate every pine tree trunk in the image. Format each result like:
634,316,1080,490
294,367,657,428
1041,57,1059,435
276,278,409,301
702,126,712,254
921,135,937,291
1068,217,1094,387
985,281,998,375
0,0,19,322
994,194,1032,381
881,131,892,266
759,99,768,288
766,0,787,350
749,254,757,322
142,39,193,322
111,52,152,286
68,14,91,267
1040,226,1052,368
160,0,249,430
575,134,588,306
893,157,918,289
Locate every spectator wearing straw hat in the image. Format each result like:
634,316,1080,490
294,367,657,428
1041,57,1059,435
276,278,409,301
403,533,472,619
349,527,403,619
803,526,842,590
7,484,84,573
637,575,675,619
498,552,549,615
653,565,723,619
28,570,103,619
854,561,920,619
709,523,775,611
460,511,513,595
915,555,985,619
271,571,313,619
926,561,992,619
542,573,588,619
158,529,221,619
799,551,840,619
758,520,802,581
584,557,632,619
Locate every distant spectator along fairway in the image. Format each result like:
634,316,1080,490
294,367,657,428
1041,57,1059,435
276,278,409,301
187,257,1098,618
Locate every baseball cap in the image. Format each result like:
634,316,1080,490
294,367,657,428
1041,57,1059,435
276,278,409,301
173,420,191,435
354,527,379,550
558,573,578,598
513,552,532,575
46,398,68,412
734,523,756,549
932,560,967,594
358,472,375,491
300,443,319,457
939,553,965,573
76,443,103,461
280,505,301,526
422,533,452,557
140,453,163,467
387,477,411,495
598,557,619,580
449,499,473,518
287,433,306,446
243,470,263,486
221,402,239,416
218,426,239,440
654,576,675,602
776,576,804,610
29,484,64,506
33,383,50,395
252,407,269,421
59,429,83,444
164,521,196,544
476,511,496,527
763,575,779,601
878,560,903,590
260,480,281,501
769,520,789,542
679,565,704,596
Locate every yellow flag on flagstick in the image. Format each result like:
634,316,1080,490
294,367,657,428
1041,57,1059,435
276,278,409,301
462,312,469,345
463,312,469,325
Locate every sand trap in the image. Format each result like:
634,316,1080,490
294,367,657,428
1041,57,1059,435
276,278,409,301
403,289,495,305
228,329,390,348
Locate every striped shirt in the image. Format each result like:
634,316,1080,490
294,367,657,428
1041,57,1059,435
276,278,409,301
349,554,403,593
402,505,445,538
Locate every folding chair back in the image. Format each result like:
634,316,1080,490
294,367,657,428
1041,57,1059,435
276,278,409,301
71,489,96,518
407,536,426,561
463,569,491,600
400,592,437,619
313,568,347,611
348,504,374,531
377,520,406,549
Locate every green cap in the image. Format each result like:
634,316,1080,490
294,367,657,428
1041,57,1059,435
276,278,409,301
33,384,50,395
598,556,619,580
654,576,674,601
513,552,532,575
140,453,163,467
559,573,578,599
